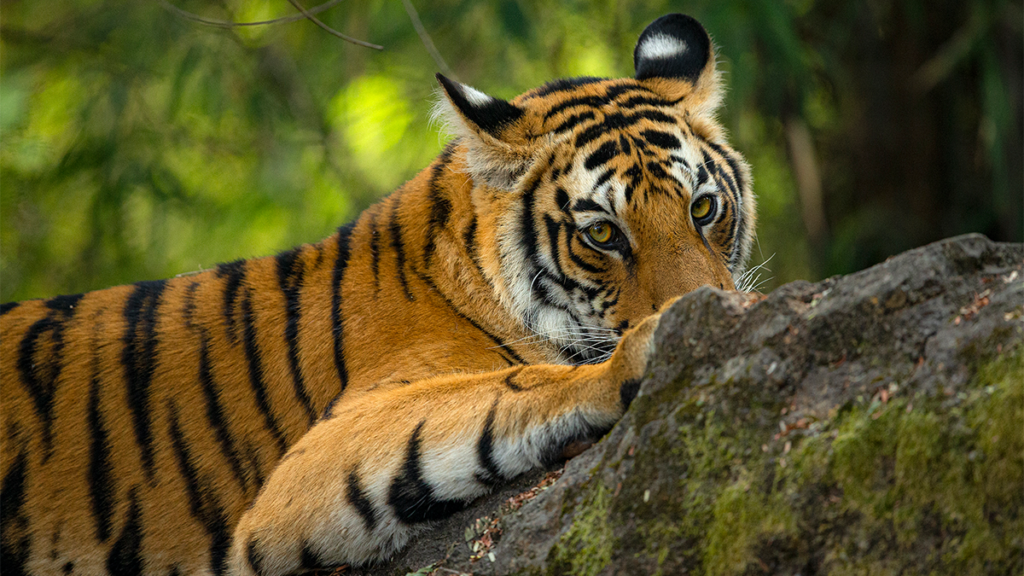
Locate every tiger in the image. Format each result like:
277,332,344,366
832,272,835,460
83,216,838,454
0,13,754,576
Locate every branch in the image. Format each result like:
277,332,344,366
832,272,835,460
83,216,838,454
159,0,382,50
158,0,340,28
401,0,453,77
285,0,383,50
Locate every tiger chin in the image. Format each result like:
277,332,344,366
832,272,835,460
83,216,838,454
0,13,754,576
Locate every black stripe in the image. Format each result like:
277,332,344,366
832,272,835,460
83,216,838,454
321,394,341,420
275,248,316,425
312,241,326,268
575,109,676,149
16,293,83,455
555,188,570,212
619,94,673,109
542,95,608,120
640,129,681,150
567,242,605,275
705,141,745,196
332,222,357,392
543,215,567,281
704,141,747,268
476,401,507,487
197,337,250,492
388,421,468,524
503,367,525,392
122,280,166,479
0,301,18,316
300,541,324,571
646,160,669,180
389,199,415,302
241,290,289,454
704,148,739,199
87,368,114,542
216,260,246,344
181,277,250,491
594,169,616,190
539,419,612,468
571,198,608,214
463,217,486,281
106,489,143,576
246,538,265,576
699,146,742,265
369,210,381,293
0,451,29,576
345,468,378,531
243,444,265,488
164,401,201,516
696,151,711,186
584,140,619,171
530,76,605,98
182,282,200,329
423,145,455,268
552,110,596,134
604,83,656,101
620,378,641,411
574,124,610,150
518,175,542,271
623,163,642,204
414,271,523,365
167,400,231,576
165,399,205,516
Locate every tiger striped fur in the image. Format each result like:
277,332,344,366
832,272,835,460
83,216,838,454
0,14,754,576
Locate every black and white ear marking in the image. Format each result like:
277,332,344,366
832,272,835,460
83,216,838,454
436,73,524,137
633,14,711,83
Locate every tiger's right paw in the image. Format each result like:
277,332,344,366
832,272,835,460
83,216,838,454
603,299,675,413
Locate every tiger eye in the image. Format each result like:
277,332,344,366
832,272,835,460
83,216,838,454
587,222,614,244
691,196,712,220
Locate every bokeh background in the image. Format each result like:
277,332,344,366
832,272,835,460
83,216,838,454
1,0,1021,301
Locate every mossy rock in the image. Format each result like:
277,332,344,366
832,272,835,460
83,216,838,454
481,234,1023,576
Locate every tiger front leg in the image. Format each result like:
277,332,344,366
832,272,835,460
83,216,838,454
228,311,663,576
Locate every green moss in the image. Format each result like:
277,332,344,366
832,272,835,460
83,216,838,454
547,483,615,576
826,349,1023,574
538,348,1021,576
626,380,788,574
704,474,797,576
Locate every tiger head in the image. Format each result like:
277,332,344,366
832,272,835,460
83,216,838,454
435,14,755,364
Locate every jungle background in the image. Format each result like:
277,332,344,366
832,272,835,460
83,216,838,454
1,0,1021,302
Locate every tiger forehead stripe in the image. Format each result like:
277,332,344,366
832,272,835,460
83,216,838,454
539,81,670,123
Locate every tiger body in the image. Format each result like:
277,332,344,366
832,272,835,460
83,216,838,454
1,14,754,576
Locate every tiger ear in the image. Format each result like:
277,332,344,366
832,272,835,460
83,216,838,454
435,74,532,190
633,14,721,116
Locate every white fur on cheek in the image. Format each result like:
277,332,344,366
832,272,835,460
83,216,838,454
638,34,688,60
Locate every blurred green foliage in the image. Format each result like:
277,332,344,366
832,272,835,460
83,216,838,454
1,0,1021,301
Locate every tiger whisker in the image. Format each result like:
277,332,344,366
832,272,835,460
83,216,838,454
735,253,774,293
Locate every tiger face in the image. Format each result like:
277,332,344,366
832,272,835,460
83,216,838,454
436,14,754,364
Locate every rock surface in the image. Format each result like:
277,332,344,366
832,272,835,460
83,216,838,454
337,234,1024,576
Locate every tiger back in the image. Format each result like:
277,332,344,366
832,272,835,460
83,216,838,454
1,14,754,576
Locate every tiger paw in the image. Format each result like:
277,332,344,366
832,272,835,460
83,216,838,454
605,298,675,394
